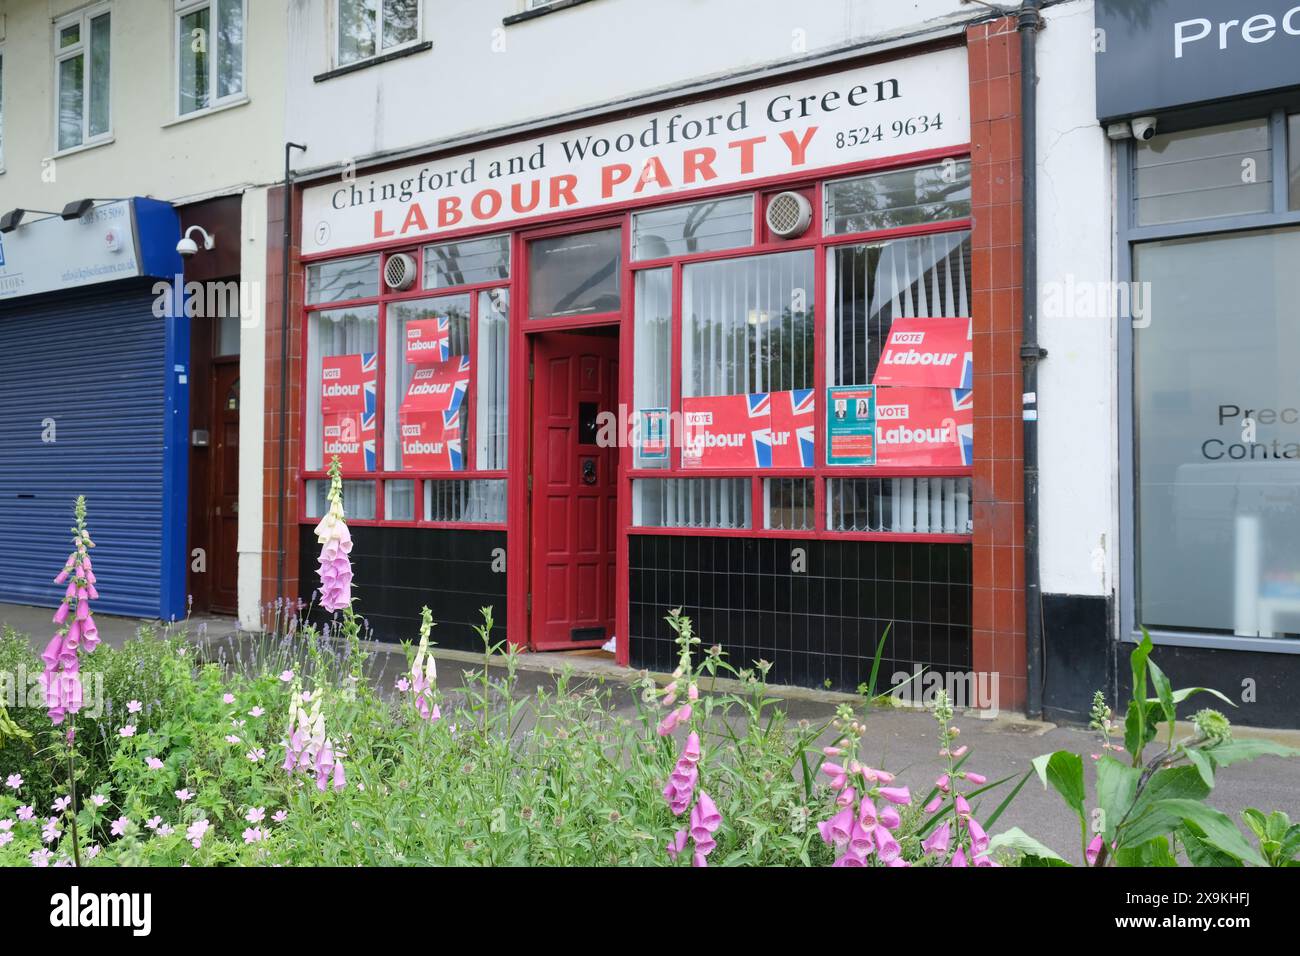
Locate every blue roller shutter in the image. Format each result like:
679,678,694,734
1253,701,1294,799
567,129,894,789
0,279,174,618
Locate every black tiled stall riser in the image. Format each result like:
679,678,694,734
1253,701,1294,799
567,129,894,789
298,525,507,652
628,537,972,695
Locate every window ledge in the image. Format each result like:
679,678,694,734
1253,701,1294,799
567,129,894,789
313,41,433,83
50,135,115,160
504,0,599,26
162,95,251,129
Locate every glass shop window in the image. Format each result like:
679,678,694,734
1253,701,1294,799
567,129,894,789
1134,119,1273,227
528,228,622,318
306,306,380,475
424,233,510,289
1133,226,1300,639
633,269,672,469
631,195,754,260
825,159,971,235
306,254,380,305
1290,114,1299,211
385,294,472,474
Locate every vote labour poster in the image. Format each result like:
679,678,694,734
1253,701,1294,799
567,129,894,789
872,318,972,390
404,317,451,365
322,411,376,472
398,407,464,472
682,393,773,469
874,387,973,467
320,353,377,470
402,355,471,413
769,389,815,468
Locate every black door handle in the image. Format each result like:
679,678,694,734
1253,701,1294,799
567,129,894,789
581,459,597,485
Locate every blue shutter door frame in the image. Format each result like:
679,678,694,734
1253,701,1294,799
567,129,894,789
0,276,188,620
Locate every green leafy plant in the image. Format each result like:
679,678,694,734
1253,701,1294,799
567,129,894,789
1024,631,1298,867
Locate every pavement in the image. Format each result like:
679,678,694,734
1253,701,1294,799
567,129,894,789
4,601,1298,861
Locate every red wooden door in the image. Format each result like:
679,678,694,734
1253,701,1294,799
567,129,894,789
210,361,240,613
530,331,619,648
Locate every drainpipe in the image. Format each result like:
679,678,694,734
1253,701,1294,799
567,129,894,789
276,142,308,601
1018,2,1046,719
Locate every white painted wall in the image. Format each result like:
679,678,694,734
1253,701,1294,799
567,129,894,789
285,0,977,174
1031,0,1116,598
0,0,286,628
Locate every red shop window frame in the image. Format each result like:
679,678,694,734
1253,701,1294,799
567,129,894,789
299,244,511,529
621,162,975,544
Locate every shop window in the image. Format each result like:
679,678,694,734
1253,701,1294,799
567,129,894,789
829,232,972,387
425,479,507,523
1290,115,1299,211
306,254,380,304
475,289,510,470
385,294,472,473
633,269,672,469
1133,226,1300,638
632,195,753,260
337,0,420,67
0,47,6,170
176,0,246,116
54,6,112,151
1134,119,1273,227
528,228,621,319
681,248,814,401
632,479,752,530
825,159,971,235
305,479,376,520
385,479,416,521
765,478,814,531
828,478,972,534
306,305,380,475
424,234,510,289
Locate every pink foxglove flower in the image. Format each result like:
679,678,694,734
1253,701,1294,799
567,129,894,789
282,682,346,792
878,786,911,806
409,608,441,722
1086,833,1104,866
40,497,100,725
922,821,951,857
313,457,354,613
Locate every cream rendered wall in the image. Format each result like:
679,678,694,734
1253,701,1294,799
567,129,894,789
0,0,286,629
284,0,978,175
1030,0,1116,599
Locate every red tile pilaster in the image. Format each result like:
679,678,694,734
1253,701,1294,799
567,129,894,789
261,185,305,607
968,18,1026,712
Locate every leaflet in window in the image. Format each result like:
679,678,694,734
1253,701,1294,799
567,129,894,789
681,394,772,469
320,353,377,471
874,387,973,467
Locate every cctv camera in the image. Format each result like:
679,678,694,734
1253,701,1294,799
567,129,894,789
1130,116,1158,142
177,225,214,257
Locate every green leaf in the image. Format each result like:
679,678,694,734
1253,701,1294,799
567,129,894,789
1168,686,1236,708
1179,823,1241,867
1095,756,1140,842
1114,836,1178,867
981,768,1034,831
1184,747,1216,789
1118,766,1213,847
1147,658,1177,729
1201,738,1300,769
987,827,1070,866
1153,800,1266,866
1032,751,1086,823
1241,808,1270,841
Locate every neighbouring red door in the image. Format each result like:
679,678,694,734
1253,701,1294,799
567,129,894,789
210,361,240,612
530,331,619,648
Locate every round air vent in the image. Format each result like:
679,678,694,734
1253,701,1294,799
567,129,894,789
384,253,417,291
765,191,813,239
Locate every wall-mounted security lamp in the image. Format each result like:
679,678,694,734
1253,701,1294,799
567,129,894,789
176,225,215,258
0,208,61,234
60,199,97,220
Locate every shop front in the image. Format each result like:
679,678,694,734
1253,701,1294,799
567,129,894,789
1091,0,1300,726
276,26,1028,702
0,199,189,620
